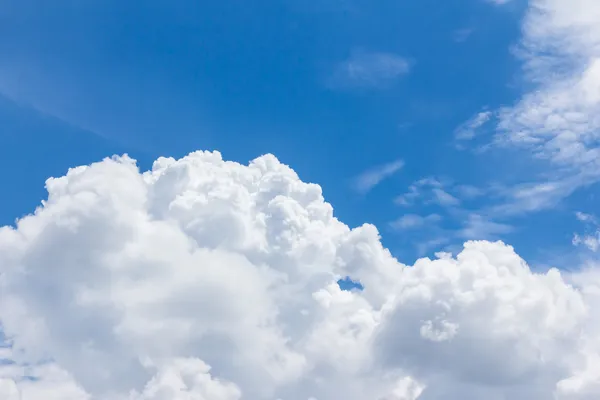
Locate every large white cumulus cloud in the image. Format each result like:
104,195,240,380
0,150,599,399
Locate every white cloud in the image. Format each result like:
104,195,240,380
573,211,600,252
394,178,464,208
1,151,600,399
354,159,404,193
382,377,425,400
573,233,600,252
130,358,242,400
330,51,411,89
576,212,596,223
394,178,442,206
455,184,485,199
454,111,493,141
389,213,441,231
458,213,513,240
490,0,600,209
431,188,460,207
491,179,581,216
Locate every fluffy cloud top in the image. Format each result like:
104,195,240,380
0,150,599,399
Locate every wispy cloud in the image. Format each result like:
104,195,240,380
390,213,442,231
454,110,494,141
458,213,513,240
329,50,411,90
395,177,442,206
390,175,513,254
455,184,485,199
573,233,600,252
447,0,600,219
576,211,596,223
394,177,469,208
489,174,586,217
431,188,460,207
573,211,600,252
353,159,404,193
453,28,474,43
485,0,600,211
403,212,513,256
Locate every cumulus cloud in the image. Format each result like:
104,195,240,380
1,150,600,399
353,160,404,193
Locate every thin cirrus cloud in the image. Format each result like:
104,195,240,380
453,28,475,43
353,159,404,193
390,176,513,254
329,50,411,90
395,177,463,208
431,187,461,207
454,110,494,141
458,213,514,240
1,150,600,399
390,213,442,231
454,184,485,199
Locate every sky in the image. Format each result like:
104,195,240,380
1,0,594,265
2,0,600,399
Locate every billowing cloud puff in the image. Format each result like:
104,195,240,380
0,150,599,399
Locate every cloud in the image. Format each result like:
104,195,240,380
329,51,411,89
431,188,460,207
458,213,514,240
1,151,600,398
491,179,581,216
394,178,464,208
453,28,475,43
490,0,600,204
455,184,485,199
450,0,600,217
394,178,442,207
389,214,442,231
454,111,494,141
573,233,600,252
576,211,597,223
573,211,600,252
391,178,514,254
353,159,404,193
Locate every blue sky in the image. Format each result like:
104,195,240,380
0,0,597,268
